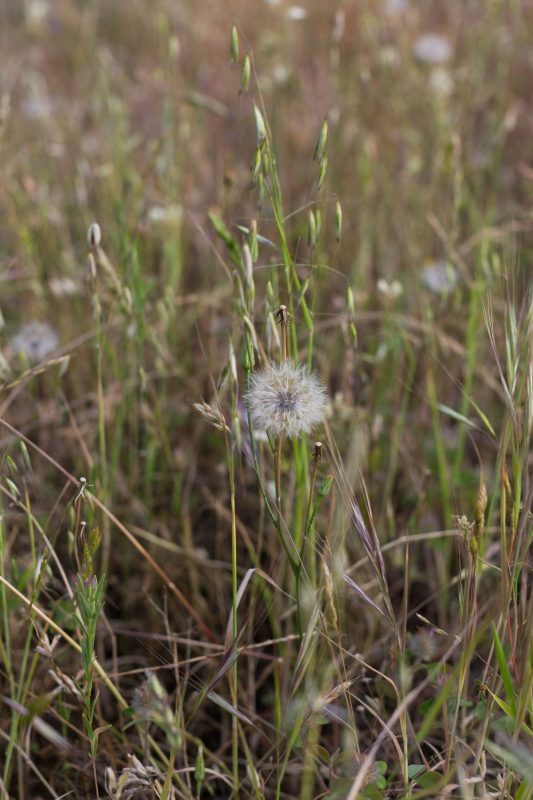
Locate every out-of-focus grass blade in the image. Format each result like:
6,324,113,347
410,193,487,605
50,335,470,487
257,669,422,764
485,687,533,736
207,691,254,726
435,402,481,432
485,739,533,786
492,624,516,717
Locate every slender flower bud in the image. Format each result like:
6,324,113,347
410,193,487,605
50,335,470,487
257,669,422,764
253,104,267,145
240,333,255,371
230,25,239,64
346,286,357,345
87,222,101,249
313,117,328,161
474,482,487,539
241,53,251,92
317,153,328,191
318,474,333,497
335,199,342,242
251,147,262,188
249,219,258,262
307,210,317,248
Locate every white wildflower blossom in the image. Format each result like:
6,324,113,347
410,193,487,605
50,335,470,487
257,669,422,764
49,276,80,297
378,46,401,68
272,64,291,87
247,360,327,439
286,5,308,21
26,1,49,26
408,628,437,662
147,204,182,226
429,67,454,98
414,33,452,65
10,322,59,363
377,278,403,300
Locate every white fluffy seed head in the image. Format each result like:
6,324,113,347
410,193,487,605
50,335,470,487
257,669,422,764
246,360,327,439
10,321,59,364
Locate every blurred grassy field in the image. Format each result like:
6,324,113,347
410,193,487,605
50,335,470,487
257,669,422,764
0,1,532,798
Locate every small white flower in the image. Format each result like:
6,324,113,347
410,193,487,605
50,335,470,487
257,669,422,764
379,46,401,68
49,277,80,297
429,67,454,97
22,96,54,121
377,278,403,300
26,0,49,26
414,33,452,64
272,64,291,87
286,5,308,21
11,322,59,364
247,360,327,439
147,204,182,225
421,260,458,294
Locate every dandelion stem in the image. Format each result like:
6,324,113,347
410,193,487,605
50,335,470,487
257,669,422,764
275,436,283,531
275,306,288,534
304,443,321,587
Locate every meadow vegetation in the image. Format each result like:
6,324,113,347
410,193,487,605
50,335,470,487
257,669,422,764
0,1,532,798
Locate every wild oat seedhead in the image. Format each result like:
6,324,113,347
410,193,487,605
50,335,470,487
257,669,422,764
193,400,230,433
246,360,327,439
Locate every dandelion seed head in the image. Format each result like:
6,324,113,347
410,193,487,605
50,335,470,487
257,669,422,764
408,627,437,662
421,260,458,294
10,321,59,364
247,360,327,439
414,33,452,65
